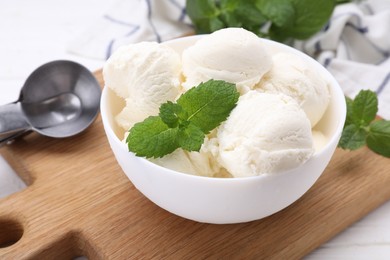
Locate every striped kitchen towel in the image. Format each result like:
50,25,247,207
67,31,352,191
67,0,192,60
68,0,390,119
294,0,390,119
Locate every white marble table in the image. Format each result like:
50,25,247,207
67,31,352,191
1,0,390,258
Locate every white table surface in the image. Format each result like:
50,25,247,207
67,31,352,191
1,0,390,258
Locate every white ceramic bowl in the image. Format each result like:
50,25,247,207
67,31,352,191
100,35,346,224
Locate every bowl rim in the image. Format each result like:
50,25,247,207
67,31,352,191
100,34,347,183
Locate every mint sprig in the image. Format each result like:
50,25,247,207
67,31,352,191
338,90,390,158
126,80,240,158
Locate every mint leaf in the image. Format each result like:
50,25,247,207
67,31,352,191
209,16,225,32
338,124,367,150
344,96,354,126
366,120,390,158
185,0,219,34
219,11,241,28
281,0,334,40
159,101,182,128
177,123,205,151
126,80,239,158
220,0,239,8
177,79,239,133
127,116,179,158
255,0,295,28
351,90,378,126
226,1,267,31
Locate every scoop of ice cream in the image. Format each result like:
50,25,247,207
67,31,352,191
215,91,314,177
182,28,272,94
103,42,182,130
257,52,330,127
150,139,220,178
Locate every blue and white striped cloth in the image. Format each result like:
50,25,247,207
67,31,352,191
67,0,191,60
68,0,390,119
294,0,390,119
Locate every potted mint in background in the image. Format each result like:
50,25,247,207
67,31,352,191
186,0,341,42
185,0,390,158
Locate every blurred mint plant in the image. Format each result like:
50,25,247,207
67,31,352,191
186,0,337,42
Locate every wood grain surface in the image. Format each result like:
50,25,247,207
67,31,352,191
0,71,389,259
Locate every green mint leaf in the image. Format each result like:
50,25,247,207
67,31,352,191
255,0,295,28
126,116,179,158
185,0,216,20
177,123,205,152
159,101,182,128
351,90,378,126
220,0,239,8
228,2,267,31
209,16,225,32
219,11,241,28
344,96,354,126
177,79,239,134
186,0,219,34
366,120,390,158
338,124,367,150
270,0,334,40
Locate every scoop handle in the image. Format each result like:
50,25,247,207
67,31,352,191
0,102,31,145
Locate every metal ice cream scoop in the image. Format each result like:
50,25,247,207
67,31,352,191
0,60,101,146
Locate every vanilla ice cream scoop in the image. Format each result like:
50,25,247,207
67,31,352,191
150,143,220,178
182,28,272,94
103,42,182,130
215,91,314,178
258,52,330,127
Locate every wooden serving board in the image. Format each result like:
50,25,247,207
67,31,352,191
0,71,389,259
